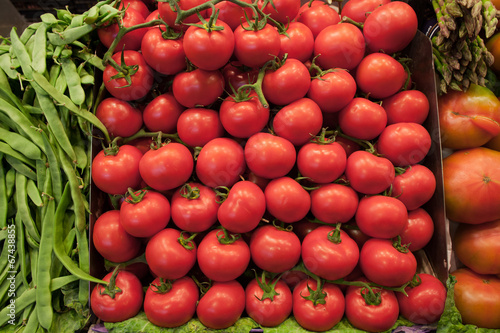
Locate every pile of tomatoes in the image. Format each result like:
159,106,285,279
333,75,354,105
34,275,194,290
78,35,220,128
88,0,448,331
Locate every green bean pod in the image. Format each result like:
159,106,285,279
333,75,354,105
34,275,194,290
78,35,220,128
61,56,86,106
32,23,48,74
6,155,36,180
0,155,7,228
26,179,43,207
0,127,42,161
15,214,30,289
15,173,40,243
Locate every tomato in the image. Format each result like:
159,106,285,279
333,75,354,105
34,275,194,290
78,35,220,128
127,137,155,155
233,21,281,68
265,177,311,223
338,97,387,140
219,91,269,138
96,98,143,138
377,122,432,167
272,98,323,146
383,90,430,125
183,19,235,70
196,137,246,188
341,0,391,23
145,228,197,279
176,108,224,147
443,147,500,224
91,271,144,323
259,0,301,24
246,275,293,327
355,195,408,239
302,225,359,281
360,238,417,287
142,93,185,133
310,184,358,224
98,8,147,51
197,229,251,282
278,22,314,63
206,0,254,31
363,1,418,54
396,273,446,325
218,180,266,234
345,282,399,332
250,224,301,273
487,32,500,73
391,164,436,210
453,219,500,275
119,0,150,19
335,135,361,157
314,23,365,70
145,10,162,30
92,210,142,263
144,277,199,328
438,84,500,149
297,141,347,184
140,28,186,75
172,69,225,108
244,132,296,179
355,53,407,99
296,1,341,38
293,279,345,331
345,150,395,195
222,61,258,91
399,208,435,252
103,50,154,101
91,144,143,195
158,0,208,31
307,69,357,113
119,189,170,238
196,280,246,329
139,142,194,191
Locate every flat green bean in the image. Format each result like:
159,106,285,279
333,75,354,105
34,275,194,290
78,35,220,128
54,67,67,94
22,303,34,328
76,228,90,306
0,54,18,80
15,214,29,289
5,167,15,200
32,23,48,74
35,159,46,193
29,247,37,282
0,155,7,228
0,127,42,161
40,12,59,25
0,66,10,91
26,178,43,207
0,142,36,168
0,256,18,289
41,129,62,203
48,64,61,87
47,24,95,46
10,27,33,79
50,227,76,278
76,52,106,71
5,155,36,180
15,173,40,242
0,271,22,308
24,304,39,332
19,23,41,44
0,238,10,275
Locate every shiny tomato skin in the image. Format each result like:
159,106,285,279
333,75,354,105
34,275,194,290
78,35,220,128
158,0,208,30
142,93,185,133
278,22,314,63
264,177,311,223
259,0,301,24
296,2,341,38
176,108,224,147
341,0,391,23
120,0,150,19
141,28,186,75
391,164,436,210
338,97,387,140
310,184,358,224
345,150,395,195
91,271,144,323
297,141,347,184
307,69,357,113
383,90,430,125
233,22,281,68
144,277,199,328
219,92,269,138
206,0,254,31
222,61,258,91
96,98,143,138
98,8,146,50
172,69,225,108
399,208,435,252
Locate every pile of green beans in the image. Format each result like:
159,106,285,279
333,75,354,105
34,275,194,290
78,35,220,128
0,1,119,331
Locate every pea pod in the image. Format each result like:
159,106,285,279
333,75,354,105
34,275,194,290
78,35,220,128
41,126,62,203
35,159,46,193
5,167,15,200
27,178,43,207
0,54,18,80
15,173,40,243
15,214,30,289
61,56,86,106
0,142,36,168
5,155,36,180
47,25,95,46
32,22,48,74
24,305,39,333
0,127,42,161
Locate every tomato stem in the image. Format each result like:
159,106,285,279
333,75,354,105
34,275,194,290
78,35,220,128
124,187,148,204
253,270,282,302
179,183,201,200
216,227,241,245
150,278,173,294
178,231,198,250
327,223,343,244
99,265,123,299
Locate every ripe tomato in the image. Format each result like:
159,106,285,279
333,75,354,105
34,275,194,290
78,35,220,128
293,279,345,331
172,68,225,108
145,228,197,279
233,21,281,68
250,224,301,273
96,97,143,138
91,144,143,195
341,0,391,23
197,229,251,281
144,277,199,328
453,219,500,275
222,61,258,92
391,164,436,210
206,0,254,31
120,0,150,19
272,98,323,146
338,97,387,140
265,177,311,223
259,0,301,24
296,1,341,38
278,22,314,63
92,210,141,263
140,28,186,75
297,141,347,184
244,132,296,179
98,8,147,51
363,1,418,54
451,268,500,328
142,93,185,133
176,108,224,147
91,270,143,323
396,273,446,325
487,32,500,73
196,137,246,188
139,142,194,191
345,150,395,195
158,0,208,30
307,69,357,113
443,147,500,224
310,184,358,224
302,225,359,281
103,50,154,101
196,280,246,329
399,208,435,252
383,90,430,125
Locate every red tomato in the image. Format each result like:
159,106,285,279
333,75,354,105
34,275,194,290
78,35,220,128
296,1,341,38
172,68,224,108
218,180,266,234
310,184,358,224
341,0,391,23
139,142,194,191
297,141,346,184
221,61,258,91
96,98,143,138
293,279,345,331
355,195,408,239
363,1,418,54
383,90,430,125
308,69,357,113
336,135,361,157
91,144,143,195
278,22,314,63
391,164,436,210
195,137,246,188
127,137,154,155
259,0,301,24
197,229,251,281
273,98,323,146
399,208,435,252
144,277,199,328
98,8,147,51
103,50,154,101
314,23,365,70
158,0,208,30
302,225,360,280
396,273,446,325
142,93,185,133
377,122,432,167
345,150,395,195
176,108,224,147
360,238,417,287
120,0,150,19
91,271,144,323
206,0,254,31
244,132,296,179
145,10,162,30
265,177,311,223
119,189,170,238
141,28,186,75
338,97,387,140
145,228,197,279
233,21,281,68
92,210,141,263
250,224,301,273
196,280,246,329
